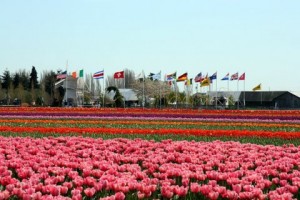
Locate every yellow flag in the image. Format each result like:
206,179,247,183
200,77,210,87
252,84,261,91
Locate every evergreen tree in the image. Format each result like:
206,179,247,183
29,66,39,89
43,71,56,99
19,70,29,91
13,73,20,89
1,70,12,104
1,70,11,91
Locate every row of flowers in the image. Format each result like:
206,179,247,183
1,126,300,139
1,137,300,199
1,118,300,132
1,107,300,119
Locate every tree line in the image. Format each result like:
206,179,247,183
0,67,200,107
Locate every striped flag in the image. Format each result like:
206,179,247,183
230,72,239,81
57,70,67,79
194,72,203,82
166,72,176,81
93,70,104,79
176,72,188,82
221,73,229,81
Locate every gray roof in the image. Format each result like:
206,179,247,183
106,88,138,101
207,91,300,102
243,91,286,102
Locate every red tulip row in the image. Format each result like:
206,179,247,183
0,125,300,139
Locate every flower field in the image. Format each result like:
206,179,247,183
1,107,300,199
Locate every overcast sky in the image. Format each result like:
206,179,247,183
1,0,299,93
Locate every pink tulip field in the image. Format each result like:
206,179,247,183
1,137,300,200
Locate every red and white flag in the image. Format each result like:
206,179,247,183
114,71,124,79
238,72,245,81
93,70,104,79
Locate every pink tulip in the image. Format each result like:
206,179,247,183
137,191,145,199
99,195,115,200
71,189,81,196
115,192,126,200
21,193,32,200
31,192,42,200
161,187,173,199
84,188,96,198
190,183,200,193
232,184,242,194
239,192,254,199
287,185,298,194
279,179,288,187
5,184,15,192
225,190,238,200
72,194,82,200
60,186,68,195
174,186,188,197
62,182,73,189
208,191,219,200
0,191,9,200
48,185,60,196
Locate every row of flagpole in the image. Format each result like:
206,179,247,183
56,68,262,107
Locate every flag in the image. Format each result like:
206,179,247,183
166,72,176,81
93,70,104,79
147,73,155,80
57,70,67,79
114,71,124,79
221,73,229,81
194,72,203,82
176,72,188,82
185,78,193,86
151,71,161,80
209,72,217,81
135,72,144,79
200,77,210,87
72,71,77,78
79,69,84,78
238,73,245,81
230,72,238,80
136,72,145,81
252,84,261,91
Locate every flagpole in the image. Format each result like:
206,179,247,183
124,69,126,108
142,71,145,109
102,70,105,108
83,70,85,106
191,80,193,108
227,78,229,91
159,71,162,109
175,81,178,109
237,75,239,110
65,60,68,106
243,80,245,107
216,73,218,109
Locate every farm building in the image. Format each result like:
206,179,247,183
207,91,300,109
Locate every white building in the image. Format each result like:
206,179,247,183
55,76,84,106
